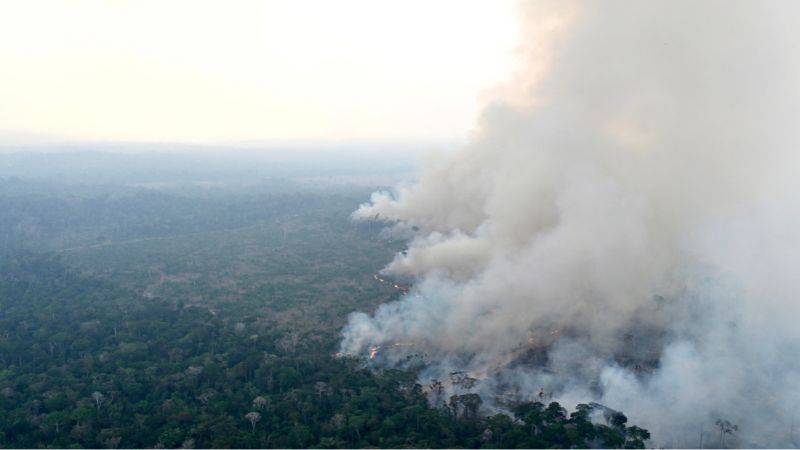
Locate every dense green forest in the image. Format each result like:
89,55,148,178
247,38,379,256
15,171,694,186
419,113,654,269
0,155,650,448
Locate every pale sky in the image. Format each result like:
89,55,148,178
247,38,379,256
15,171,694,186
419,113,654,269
0,1,519,144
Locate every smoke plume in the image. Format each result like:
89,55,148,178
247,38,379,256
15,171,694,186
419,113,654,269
341,1,800,446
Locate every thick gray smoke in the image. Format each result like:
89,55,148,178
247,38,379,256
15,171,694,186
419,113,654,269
341,1,800,447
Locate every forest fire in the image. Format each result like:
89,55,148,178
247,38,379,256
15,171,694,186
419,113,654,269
373,273,410,294
365,342,418,360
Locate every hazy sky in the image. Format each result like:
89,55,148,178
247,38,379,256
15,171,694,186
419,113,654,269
0,1,519,144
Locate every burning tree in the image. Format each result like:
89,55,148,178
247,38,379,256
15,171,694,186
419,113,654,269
448,393,483,420
716,419,738,448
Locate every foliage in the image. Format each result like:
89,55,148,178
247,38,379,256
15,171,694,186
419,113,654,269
0,177,650,448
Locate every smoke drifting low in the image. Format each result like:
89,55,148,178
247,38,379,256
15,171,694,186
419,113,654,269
341,1,800,447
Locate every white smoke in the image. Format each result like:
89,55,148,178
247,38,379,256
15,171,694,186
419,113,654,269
341,1,800,447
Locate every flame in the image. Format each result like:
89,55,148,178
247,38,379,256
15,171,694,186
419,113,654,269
373,273,410,293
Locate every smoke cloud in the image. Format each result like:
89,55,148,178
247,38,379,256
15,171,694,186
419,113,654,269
341,1,800,447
